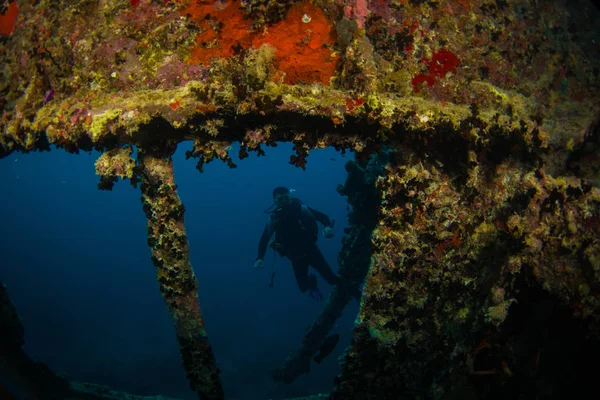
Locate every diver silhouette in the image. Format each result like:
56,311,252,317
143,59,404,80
254,186,344,301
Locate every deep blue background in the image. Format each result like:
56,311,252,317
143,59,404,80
0,142,360,400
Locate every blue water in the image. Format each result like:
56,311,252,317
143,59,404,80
0,142,359,399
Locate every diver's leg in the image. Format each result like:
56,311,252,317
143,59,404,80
308,245,362,300
291,256,310,293
307,245,342,286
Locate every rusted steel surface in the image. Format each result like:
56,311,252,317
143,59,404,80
138,152,223,399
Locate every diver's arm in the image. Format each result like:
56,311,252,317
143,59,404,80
307,207,333,227
257,218,274,260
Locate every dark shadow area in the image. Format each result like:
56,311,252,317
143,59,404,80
469,273,600,399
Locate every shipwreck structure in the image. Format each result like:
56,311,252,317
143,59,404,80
1,0,599,399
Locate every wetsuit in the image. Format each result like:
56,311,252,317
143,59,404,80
256,198,342,292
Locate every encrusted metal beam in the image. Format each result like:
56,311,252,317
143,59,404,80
272,150,389,383
139,151,223,400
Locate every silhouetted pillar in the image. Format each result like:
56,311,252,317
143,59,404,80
272,151,388,383
139,151,224,400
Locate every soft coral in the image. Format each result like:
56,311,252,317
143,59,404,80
412,48,460,92
0,1,19,35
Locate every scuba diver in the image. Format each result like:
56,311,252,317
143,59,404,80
254,186,351,301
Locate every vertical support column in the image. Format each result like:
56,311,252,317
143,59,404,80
270,285,356,383
271,150,389,383
139,152,224,400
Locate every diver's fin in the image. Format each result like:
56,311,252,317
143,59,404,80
269,271,276,288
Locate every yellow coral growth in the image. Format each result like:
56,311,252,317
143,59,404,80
95,148,136,180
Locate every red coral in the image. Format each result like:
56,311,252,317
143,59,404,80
411,48,460,92
411,73,436,92
427,48,461,78
345,97,364,112
0,1,19,36
183,1,338,85
169,99,181,110
252,2,338,85
184,1,251,63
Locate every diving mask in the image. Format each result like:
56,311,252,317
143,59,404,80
274,192,292,207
